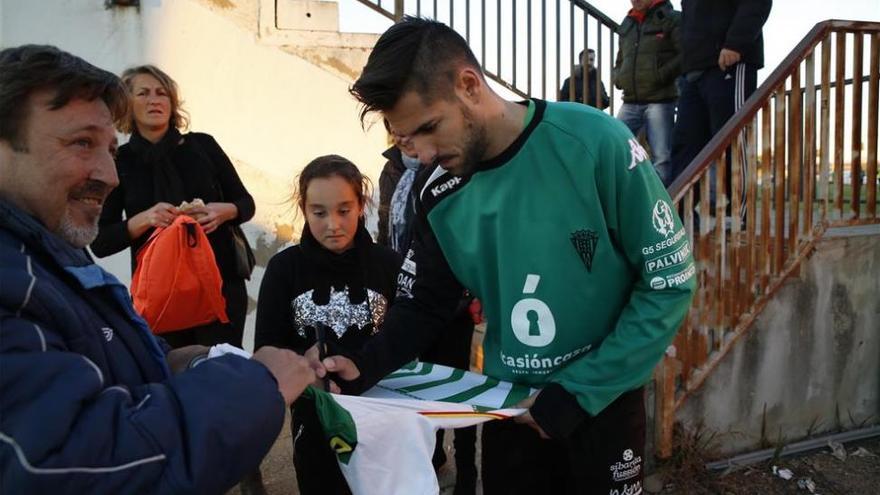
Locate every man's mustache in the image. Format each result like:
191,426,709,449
72,180,114,201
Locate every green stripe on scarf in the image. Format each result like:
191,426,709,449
399,368,466,393
501,383,533,408
384,361,434,380
438,375,501,403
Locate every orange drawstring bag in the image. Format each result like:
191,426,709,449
130,215,228,334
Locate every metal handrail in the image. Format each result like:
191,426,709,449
669,20,880,201
655,20,880,458
352,0,619,109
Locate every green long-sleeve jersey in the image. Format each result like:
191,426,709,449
354,99,695,438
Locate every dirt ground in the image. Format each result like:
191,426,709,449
228,420,878,495
653,436,880,495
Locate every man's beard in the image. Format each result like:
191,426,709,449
58,179,110,248
58,208,100,249
454,110,489,177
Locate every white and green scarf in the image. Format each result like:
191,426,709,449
305,362,534,495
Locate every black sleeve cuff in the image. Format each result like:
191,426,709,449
530,382,591,439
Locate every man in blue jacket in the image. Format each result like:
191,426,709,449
0,44,315,494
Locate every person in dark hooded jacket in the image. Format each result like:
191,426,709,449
378,144,478,494
670,0,772,213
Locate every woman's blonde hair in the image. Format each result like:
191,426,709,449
119,64,190,134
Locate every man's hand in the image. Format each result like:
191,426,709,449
512,393,550,439
718,48,742,71
253,346,316,405
304,344,340,393
166,345,209,374
304,344,362,394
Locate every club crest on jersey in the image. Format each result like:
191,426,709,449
652,200,675,237
569,229,598,272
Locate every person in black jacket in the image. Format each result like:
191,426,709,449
559,49,610,109
92,65,254,350
670,0,772,212
378,145,478,495
254,155,402,495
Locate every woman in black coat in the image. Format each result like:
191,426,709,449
92,65,254,349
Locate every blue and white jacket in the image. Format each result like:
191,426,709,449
0,199,284,494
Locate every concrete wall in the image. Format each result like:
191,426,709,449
678,229,880,455
1,0,387,349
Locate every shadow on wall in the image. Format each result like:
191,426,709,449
676,230,880,455
208,0,235,8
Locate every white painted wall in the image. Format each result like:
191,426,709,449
1,0,388,349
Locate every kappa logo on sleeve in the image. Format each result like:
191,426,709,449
627,138,649,170
420,167,472,212
430,176,462,197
